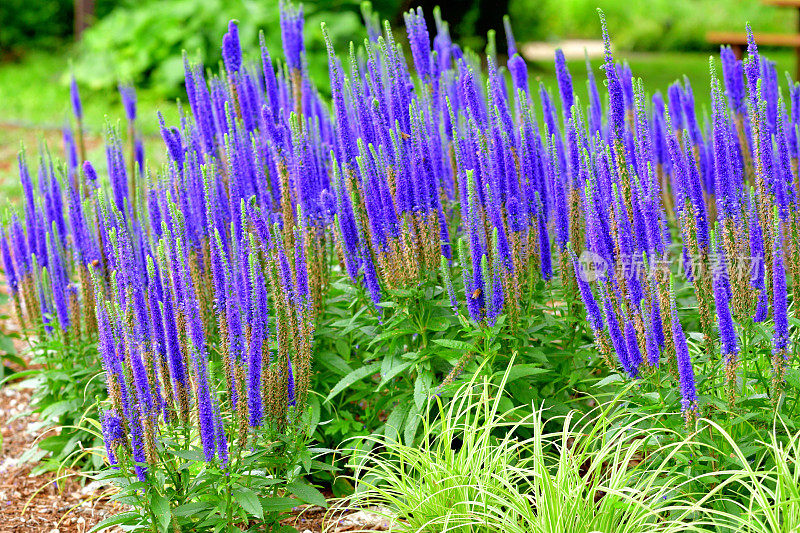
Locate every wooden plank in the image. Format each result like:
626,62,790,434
706,31,800,46
762,0,800,7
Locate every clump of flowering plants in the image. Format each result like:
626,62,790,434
4,0,800,528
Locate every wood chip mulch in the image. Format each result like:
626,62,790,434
0,384,125,532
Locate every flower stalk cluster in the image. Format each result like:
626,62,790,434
1,5,799,470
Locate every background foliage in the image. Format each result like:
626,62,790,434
509,0,795,51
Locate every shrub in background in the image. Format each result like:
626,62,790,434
70,0,373,93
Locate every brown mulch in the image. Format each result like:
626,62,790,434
0,292,124,532
0,385,125,532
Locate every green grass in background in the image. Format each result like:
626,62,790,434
509,0,796,51
0,51,179,201
0,51,181,134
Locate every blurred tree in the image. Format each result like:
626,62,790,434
74,0,95,41
0,0,117,57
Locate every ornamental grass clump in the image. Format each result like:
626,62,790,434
349,369,702,533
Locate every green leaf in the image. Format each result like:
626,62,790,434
385,401,411,443
494,364,548,383
367,328,415,349
38,434,70,453
335,339,351,358
414,372,432,411
169,448,206,462
595,373,623,388
785,368,800,390
432,338,474,351
88,511,141,532
260,496,299,512
233,487,263,519
377,358,413,389
317,352,353,375
172,501,214,517
287,480,327,508
325,362,381,402
404,403,421,445
307,394,321,436
427,315,451,331
150,493,171,532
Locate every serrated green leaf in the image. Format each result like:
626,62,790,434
385,401,411,443
494,364,548,383
172,501,214,517
432,338,474,351
287,480,327,508
233,487,263,519
404,403,421,445
377,359,412,390
785,368,800,390
150,493,171,532
414,372,432,411
169,448,206,462
595,373,623,388
260,496,298,512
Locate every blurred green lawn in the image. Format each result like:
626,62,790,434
0,51,179,203
0,48,796,202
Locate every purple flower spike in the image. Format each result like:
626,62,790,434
214,403,229,466
720,46,745,115
222,20,242,74
404,7,433,81
361,242,382,310
598,10,625,139
773,224,789,355
83,160,98,184
503,15,517,57
0,228,18,295
247,274,265,428
745,24,761,106
571,252,603,333
623,319,642,378
554,49,574,119
70,75,83,121
673,311,697,413
712,244,738,364
508,54,529,96
287,356,296,407
100,409,123,466
280,1,305,72
603,290,629,373
118,83,137,122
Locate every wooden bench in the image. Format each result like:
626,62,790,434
706,0,800,81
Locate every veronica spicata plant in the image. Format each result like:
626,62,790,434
5,0,800,529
